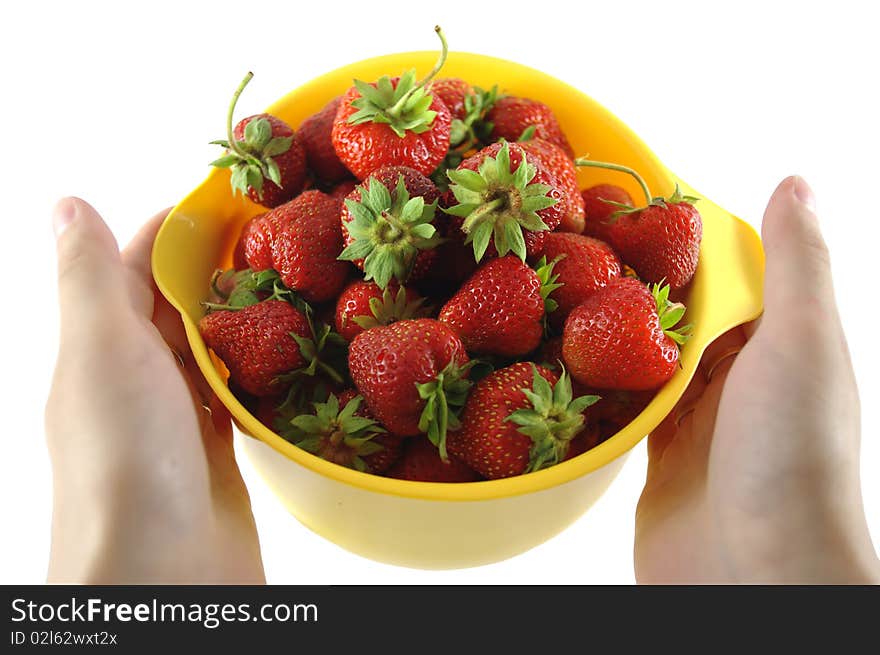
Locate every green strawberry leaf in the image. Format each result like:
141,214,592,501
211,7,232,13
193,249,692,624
445,141,557,262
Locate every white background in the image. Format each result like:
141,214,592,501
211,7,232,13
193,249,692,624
1,0,877,584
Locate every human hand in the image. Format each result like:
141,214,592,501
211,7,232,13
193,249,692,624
635,176,879,584
45,198,265,584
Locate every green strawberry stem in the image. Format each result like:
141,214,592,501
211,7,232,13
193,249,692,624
651,281,693,347
352,286,429,330
416,359,474,461
210,73,294,198
460,197,505,231
225,72,256,162
505,366,600,472
282,394,386,473
534,255,564,314
338,175,440,289
574,158,652,206
346,27,449,138
445,141,557,262
386,26,448,120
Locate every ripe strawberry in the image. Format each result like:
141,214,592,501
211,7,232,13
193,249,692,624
428,80,497,152
438,255,561,357
297,96,351,185
232,212,265,271
519,137,586,234
607,187,702,289
210,73,307,207
428,77,472,120
588,388,655,440
331,27,452,179
334,389,404,473
562,422,603,461
334,280,428,342
199,300,311,397
445,141,565,262
581,184,633,242
244,190,350,303
348,319,471,458
575,159,702,289
339,166,441,289
487,95,574,158
539,232,622,330
562,278,692,390
386,436,482,482
328,179,358,206
281,391,402,474
448,363,598,479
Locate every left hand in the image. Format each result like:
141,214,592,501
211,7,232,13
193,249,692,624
45,198,265,583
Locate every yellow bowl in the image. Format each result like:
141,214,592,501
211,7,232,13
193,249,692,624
152,51,764,569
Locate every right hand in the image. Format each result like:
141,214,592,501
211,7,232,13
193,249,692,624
634,176,879,584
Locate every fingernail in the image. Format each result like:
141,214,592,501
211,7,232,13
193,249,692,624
52,198,77,239
792,176,816,212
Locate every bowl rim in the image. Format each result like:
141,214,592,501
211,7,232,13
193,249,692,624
154,49,760,503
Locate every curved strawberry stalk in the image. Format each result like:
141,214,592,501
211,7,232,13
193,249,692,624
203,268,301,312
505,365,600,472
210,73,293,200
338,175,441,288
416,359,475,461
347,26,448,138
573,158,699,217
445,141,558,261
282,394,386,473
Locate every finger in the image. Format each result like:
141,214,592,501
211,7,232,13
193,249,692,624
152,291,221,417
118,209,172,319
647,371,707,464
760,176,834,321
120,208,172,284
53,197,128,333
698,326,748,382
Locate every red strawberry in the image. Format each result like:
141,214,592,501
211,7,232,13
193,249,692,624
519,137,586,234
537,335,565,370
588,388,655,440
348,319,471,458
281,391,402,474
339,166,441,289
428,77,472,120
487,95,574,158
414,224,481,297
539,232,622,330
448,363,598,479
297,97,351,184
562,278,692,390
438,255,561,357
386,436,482,482
335,281,427,342
607,188,702,289
575,160,702,289
581,184,633,242
563,422,604,461
243,191,350,302
445,141,565,262
210,73,307,208
232,213,265,271
199,300,311,397
331,28,452,179
328,179,358,206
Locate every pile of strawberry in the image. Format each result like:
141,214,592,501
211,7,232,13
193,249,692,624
199,27,702,482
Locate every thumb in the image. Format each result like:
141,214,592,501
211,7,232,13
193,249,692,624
53,197,128,334
760,176,834,320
